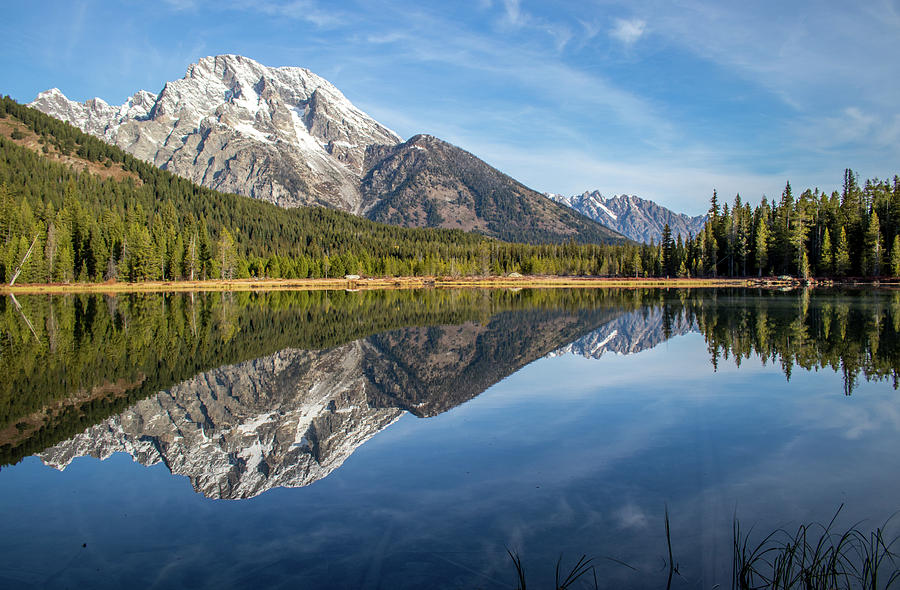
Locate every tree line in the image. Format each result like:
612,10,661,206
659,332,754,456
1,96,898,282
657,174,900,278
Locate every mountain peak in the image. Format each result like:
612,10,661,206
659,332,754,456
548,191,707,243
29,54,622,243
31,54,402,212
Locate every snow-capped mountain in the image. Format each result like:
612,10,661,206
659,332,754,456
38,305,620,499
37,301,703,500
40,343,404,500
548,191,707,244
31,55,401,213
549,307,696,359
29,55,624,244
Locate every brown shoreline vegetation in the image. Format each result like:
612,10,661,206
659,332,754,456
1,275,750,294
3,274,898,295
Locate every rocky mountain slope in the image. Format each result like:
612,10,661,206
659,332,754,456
548,191,706,244
38,304,634,499
40,343,404,500
30,55,624,244
362,135,624,243
548,307,696,359
31,54,401,213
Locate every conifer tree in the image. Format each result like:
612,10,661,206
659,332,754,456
835,226,851,277
820,228,833,276
799,250,810,280
755,216,769,276
661,223,675,276
864,211,882,276
891,235,900,276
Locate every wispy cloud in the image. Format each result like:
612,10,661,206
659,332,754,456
647,0,900,113
189,0,350,28
254,0,346,27
500,0,525,27
609,18,646,46
494,0,573,51
354,10,672,145
161,0,198,11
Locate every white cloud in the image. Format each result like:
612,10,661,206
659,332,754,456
239,0,345,28
646,0,900,113
494,0,572,50
365,32,409,45
609,18,646,46
501,0,525,27
615,502,649,529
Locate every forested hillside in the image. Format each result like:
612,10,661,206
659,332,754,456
0,97,637,282
657,177,900,278
361,134,625,244
1,96,898,282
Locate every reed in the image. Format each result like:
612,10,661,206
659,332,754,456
507,506,899,589
733,506,900,589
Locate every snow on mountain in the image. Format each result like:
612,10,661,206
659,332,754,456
40,343,404,500
37,308,626,499
548,191,707,244
30,54,401,213
549,307,696,359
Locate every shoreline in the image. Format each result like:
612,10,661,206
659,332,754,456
0,275,832,294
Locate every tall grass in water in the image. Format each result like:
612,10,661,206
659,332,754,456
507,550,598,590
507,509,679,590
508,506,898,589
733,506,900,590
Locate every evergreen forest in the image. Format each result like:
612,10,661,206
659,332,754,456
2,97,899,283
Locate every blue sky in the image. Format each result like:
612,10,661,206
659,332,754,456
2,0,899,215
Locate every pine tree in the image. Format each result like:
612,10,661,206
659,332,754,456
661,223,675,276
835,226,851,277
799,249,810,280
891,235,900,276
198,219,212,280
217,228,237,280
864,211,882,276
820,228,833,276
755,216,769,276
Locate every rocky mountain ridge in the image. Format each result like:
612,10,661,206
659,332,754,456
362,134,624,243
32,55,401,213
548,307,696,359
30,55,624,244
548,191,707,244
39,304,696,499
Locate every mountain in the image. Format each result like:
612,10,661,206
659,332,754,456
31,54,401,213
0,99,630,286
39,344,405,500
362,135,624,244
30,55,624,244
38,305,625,499
547,191,706,244
35,300,703,499
548,307,696,359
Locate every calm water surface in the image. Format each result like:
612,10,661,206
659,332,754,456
0,288,898,588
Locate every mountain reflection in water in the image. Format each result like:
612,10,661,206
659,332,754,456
1,288,899,589
2,288,897,500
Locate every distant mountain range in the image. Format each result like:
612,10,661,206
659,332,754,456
547,191,707,244
30,55,623,245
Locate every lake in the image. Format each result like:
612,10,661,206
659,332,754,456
1,288,898,589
